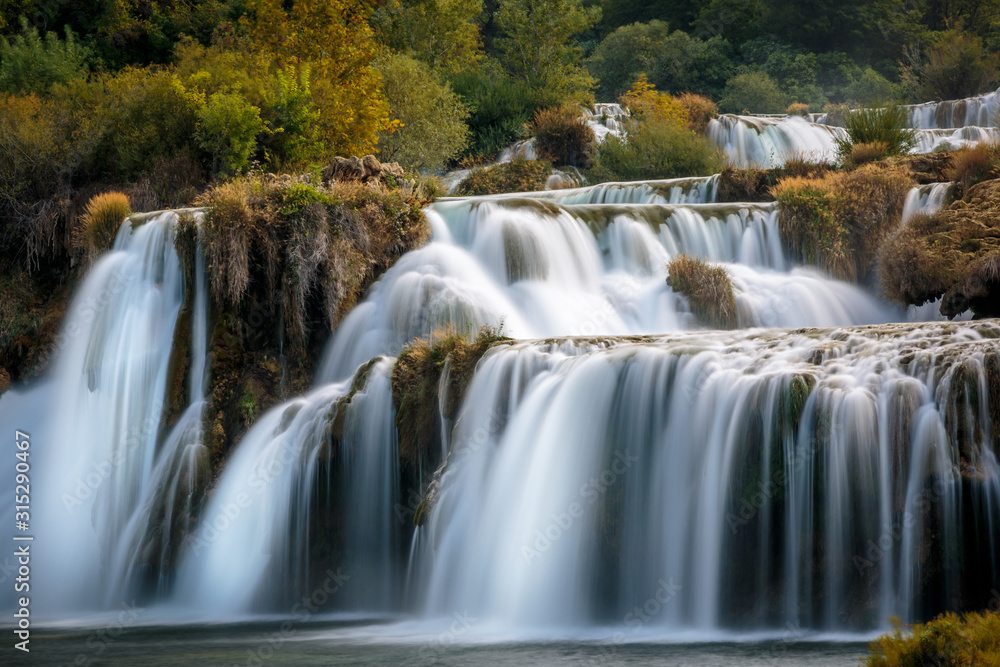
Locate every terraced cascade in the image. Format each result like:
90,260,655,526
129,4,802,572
0,126,997,648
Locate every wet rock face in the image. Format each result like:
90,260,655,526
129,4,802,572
323,155,405,185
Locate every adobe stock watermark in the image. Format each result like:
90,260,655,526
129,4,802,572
521,449,638,564
725,437,823,535
580,578,683,666
59,601,144,667
416,610,478,659
61,413,162,514
238,567,350,667
852,476,954,576
183,440,301,556
394,407,507,525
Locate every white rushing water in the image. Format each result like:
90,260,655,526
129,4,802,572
316,189,914,381
901,182,952,224
3,86,998,640
23,210,209,613
414,323,1000,630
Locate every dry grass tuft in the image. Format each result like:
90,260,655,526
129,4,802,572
842,141,890,170
676,93,719,133
772,165,913,280
76,191,132,257
530,105,595,167
946,142,1000,198
666,254,737,329
786,102,810,116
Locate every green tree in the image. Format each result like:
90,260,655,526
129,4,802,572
718,71,786,113
906,29,1000,100
373,0,484,75
197,91,265,176
586,20,670,100
495,0,601,99
375,53,469,171
0,19,89,94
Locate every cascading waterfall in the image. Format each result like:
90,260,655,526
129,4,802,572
29,210,208,612
316,192,905,381
413,323,1000,631
901,182,952,223
173,358,401,615
710,107,1000,168
707,115,847,168
907,87,1000,129
5,91,997,641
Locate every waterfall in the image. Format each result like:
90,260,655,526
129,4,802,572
28,210,208,612
709,108,1000,168
316,193,904,381
707,115,846,168
173,358,400,615
413,323,1000,630
4,85,997,638
907,88,1000,129
902,182,952,224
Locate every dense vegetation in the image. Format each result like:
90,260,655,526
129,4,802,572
863,610,1000,666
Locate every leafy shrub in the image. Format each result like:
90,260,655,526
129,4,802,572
719,71,786,114
0,19,90,94
676,92,718,132
592,118,723,182
81,67,203,181
456,159,552,195
835,104,917,163
907,29,999,101
375,53,470,172
451,70,542,159
862,611,1000,667
666,254,737,329
530,105,595,167
77,192,132,257
772,165,913,280
946,142,1000,198
196,92,265,177
786,102,810,116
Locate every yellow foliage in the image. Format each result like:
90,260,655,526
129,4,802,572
243,0,394,156
619,75,688,127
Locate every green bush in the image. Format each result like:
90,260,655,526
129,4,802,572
719,71,786,114
530,105,595,167
196,91,265,177
862,611,1000,667
0,19,90,94
376,53,470,172
592,117,723,182
456,159,552,195
909,29,999,101
451,69,542,160
843,67,900,105
835,103,917,162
